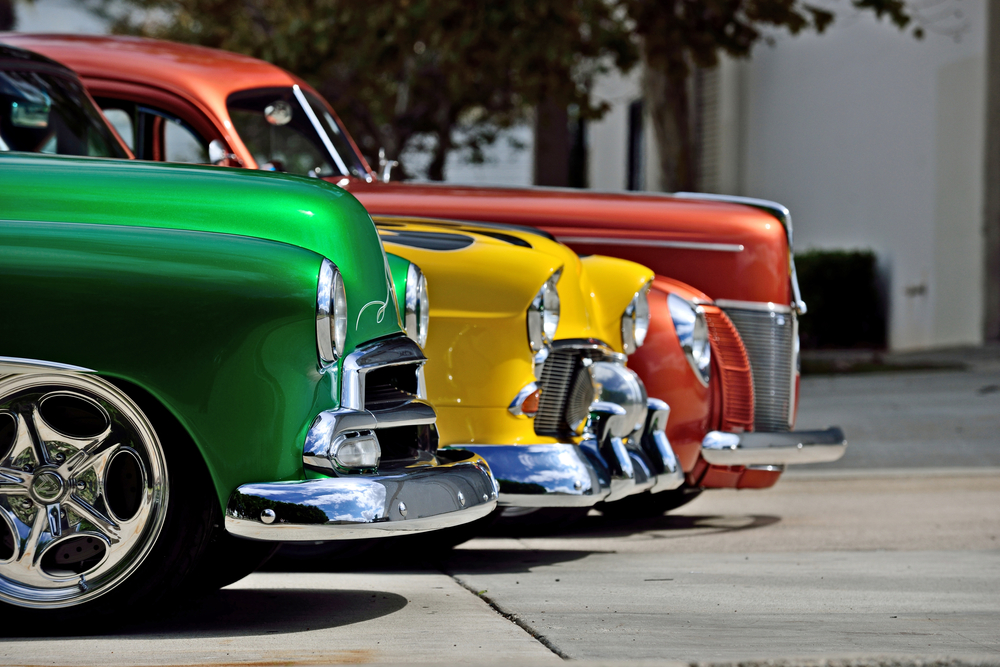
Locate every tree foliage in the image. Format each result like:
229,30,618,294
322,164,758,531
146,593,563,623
106,0,637,179
102,0,916,185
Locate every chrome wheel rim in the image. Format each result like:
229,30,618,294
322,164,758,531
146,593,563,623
0,374,167,608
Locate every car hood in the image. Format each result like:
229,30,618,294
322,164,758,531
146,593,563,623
0,154,401,349
347,180,790,305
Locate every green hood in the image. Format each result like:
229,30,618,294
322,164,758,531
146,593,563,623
0,153,401,350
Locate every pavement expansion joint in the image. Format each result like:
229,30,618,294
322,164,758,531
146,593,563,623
443,566,572,660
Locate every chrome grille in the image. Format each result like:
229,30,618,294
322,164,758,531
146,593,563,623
534,345,605,438
721,307,795,432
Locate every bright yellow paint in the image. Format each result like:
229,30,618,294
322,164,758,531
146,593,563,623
376,216,654,447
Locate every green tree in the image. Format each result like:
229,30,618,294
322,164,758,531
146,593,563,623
625,0,915,191
105,0,637,180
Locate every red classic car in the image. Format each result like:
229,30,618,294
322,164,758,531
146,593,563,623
3,34,846,512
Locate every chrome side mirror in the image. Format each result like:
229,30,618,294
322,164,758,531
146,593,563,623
208,139,240,166
378,147,399,182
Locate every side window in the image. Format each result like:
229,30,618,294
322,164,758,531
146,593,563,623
96,97,208,163
163,118,207,164
101,107,134,151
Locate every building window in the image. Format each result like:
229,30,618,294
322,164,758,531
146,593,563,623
627,99,644,191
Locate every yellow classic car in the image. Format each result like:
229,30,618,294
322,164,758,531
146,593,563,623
378,216,684,514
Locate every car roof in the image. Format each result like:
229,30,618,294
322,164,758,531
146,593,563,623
0,33,296,99
0,40,78,73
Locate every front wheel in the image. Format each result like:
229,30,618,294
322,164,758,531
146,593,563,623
0,373,213,623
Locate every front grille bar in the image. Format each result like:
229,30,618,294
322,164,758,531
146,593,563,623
718,304,796,432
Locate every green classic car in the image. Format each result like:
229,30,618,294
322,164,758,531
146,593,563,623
0,48,496,618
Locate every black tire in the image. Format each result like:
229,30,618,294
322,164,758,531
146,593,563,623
487,507,591,536
180,530,280,592
597,484,703,519
0,375,217,630
266,510,500,572
265,540,380,572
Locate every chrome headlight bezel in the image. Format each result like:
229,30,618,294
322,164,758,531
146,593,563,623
667,293,711,386
316,258,348,365
404,262,430,348
621,284,651,355
527,269,562,352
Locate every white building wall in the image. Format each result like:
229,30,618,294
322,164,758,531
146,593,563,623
13,0,106,33
588,67,643,191
739,4,986,351
585,3,988,352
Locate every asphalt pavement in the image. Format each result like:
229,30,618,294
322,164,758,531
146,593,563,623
3,353,999,666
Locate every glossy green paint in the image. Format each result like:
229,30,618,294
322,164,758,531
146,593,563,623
386,253,412,324
0,153,404,508
0,154,401,349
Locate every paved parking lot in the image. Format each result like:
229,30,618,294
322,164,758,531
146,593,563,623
2,360,999,666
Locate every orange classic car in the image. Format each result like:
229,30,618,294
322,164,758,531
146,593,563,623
3,34,846,512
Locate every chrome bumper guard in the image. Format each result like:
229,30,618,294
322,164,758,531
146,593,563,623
701,427,847,466
225,452,498,541
635,398,685,494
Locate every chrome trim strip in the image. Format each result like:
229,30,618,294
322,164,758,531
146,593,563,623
292,84,349,177
673,192,807,314
714,299,793,314
341,336,427,411
556,236,744,253
225,454,498,541
0,357,94,375
701,427,847,466
444,443,608,508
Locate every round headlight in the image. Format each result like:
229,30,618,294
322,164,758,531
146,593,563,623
317,258,348,364
621,286,651,355
527,269,562,352
405,262,430,348
667,293,711,386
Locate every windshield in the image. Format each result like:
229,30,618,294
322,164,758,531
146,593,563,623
0,68,128,158
227,86,368,178
300,90,368,178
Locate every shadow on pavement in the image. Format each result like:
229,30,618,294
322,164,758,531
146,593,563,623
262,511,781,576
564,512,782,539
439,547,599,574
1,588,407,639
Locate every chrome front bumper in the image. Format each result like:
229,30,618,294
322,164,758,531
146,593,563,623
445,398,684,508
445,443,606,507
225,452,498,541
701,427,847,466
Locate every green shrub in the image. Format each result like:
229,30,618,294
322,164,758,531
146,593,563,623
795,249,885,349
